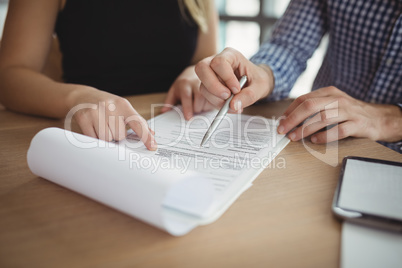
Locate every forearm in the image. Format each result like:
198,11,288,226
0,66,93,118
250,0,328,101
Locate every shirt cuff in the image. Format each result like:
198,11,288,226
250,42,305,101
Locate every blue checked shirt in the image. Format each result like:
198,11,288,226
251,0,402,153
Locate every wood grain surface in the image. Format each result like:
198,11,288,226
1,93,401,268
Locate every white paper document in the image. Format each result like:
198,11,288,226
27,108,289,235
342,222,402,268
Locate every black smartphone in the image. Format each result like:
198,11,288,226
332,156,402,232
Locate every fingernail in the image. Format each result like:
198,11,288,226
278,125,284,134
289,132,296,141
221,92,230,99
232,87,239,94
311,136,317,143
235,100,242,111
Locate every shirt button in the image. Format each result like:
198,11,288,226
385,58,393,66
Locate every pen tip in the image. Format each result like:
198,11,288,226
200,135,208,148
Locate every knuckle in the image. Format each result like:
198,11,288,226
210,56,225,69
223,47,234,54
295,94,308,105
286,113,298,125
327,86,336,92
303,98,317,111
75,109,95,125
245,90,256,103
182,86,192,98
325,86,337,94
320,111,330,124
338,124,349,138
177,78,192,88
194,62,203,74
332,86,345,97
336,96,348,106
74,111,86,123
114,97,130,108
195,59,209,73
223,47,237,55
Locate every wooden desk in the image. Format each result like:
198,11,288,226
1,93,401,267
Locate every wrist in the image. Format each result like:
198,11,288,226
257,64,275,99
66,85,98,112
370,103,402,142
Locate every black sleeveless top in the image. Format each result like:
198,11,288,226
55,0,198,96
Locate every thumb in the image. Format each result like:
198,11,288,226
230,87,258,111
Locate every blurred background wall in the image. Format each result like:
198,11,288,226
0,0,7,37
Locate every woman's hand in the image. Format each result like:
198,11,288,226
279,86,402,143
162,65,214,120
68,87,157,150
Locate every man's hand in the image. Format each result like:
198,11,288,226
279,86,402,143
162,65,214,120
195,47,275,113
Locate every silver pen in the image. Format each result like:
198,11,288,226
200,75,248,147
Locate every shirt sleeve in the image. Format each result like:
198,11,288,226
250,0,329,101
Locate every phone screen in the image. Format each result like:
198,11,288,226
333,157,402,230
338,158,402,220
